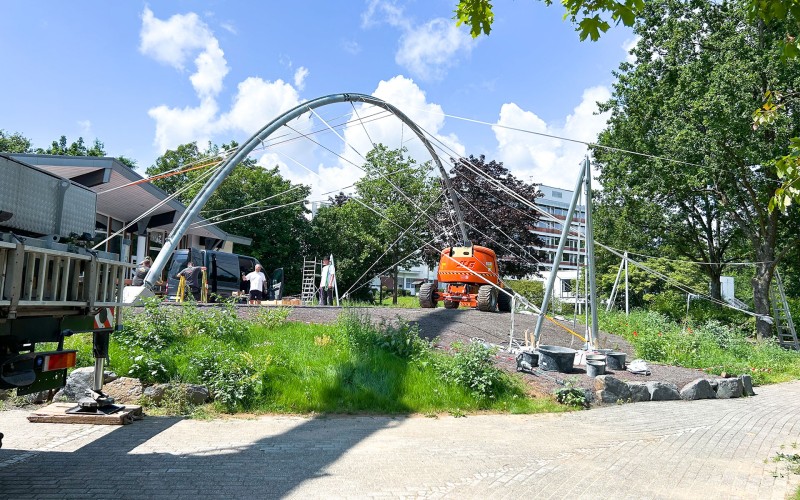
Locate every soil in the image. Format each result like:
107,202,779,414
241,304,711,400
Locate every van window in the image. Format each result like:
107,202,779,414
211,252,239,286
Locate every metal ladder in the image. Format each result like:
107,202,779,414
771,271,799,350
300,258,317,305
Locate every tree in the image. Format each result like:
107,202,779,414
0,130,32,153
310,144,440,304
148,141,311,294
432,154,544,279
36,136,106,157
594,0,800,339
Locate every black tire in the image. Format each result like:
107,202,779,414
419,283,436,308
444,300,459,309
476,285,498,312
497,287,513,313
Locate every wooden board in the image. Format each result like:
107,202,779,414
258,299,301,306
27,403,143,425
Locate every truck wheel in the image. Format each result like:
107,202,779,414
444,300,459,309
498,287,513,312
419,283,436,308
477,285,498,312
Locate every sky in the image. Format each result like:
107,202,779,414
0,1,635,199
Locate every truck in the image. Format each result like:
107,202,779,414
0,154,130,436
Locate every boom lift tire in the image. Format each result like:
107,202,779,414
497,287,513,313
444,300,459,309
476,285,498,312
419,283,436,308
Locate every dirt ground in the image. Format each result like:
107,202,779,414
237,304,710,399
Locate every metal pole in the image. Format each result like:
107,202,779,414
331,254,340,306
607,256,625,312
509,296,516,351
584,157,599,350
624,252,629,316
533,163,586,344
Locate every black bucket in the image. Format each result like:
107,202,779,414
516,349,538,372
537,345,577,373
586,360,606,377
606,352,626,371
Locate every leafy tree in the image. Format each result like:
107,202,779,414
148,141,311,294
310,144,441,303
0,130,33,153
432,154,544,279
594,0,800,339
36,135,105,157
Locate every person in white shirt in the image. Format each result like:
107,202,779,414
319,257,335,306
242,264,267,304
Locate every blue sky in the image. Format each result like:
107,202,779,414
0,1,633,195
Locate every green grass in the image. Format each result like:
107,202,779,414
63,304,564,416
340,295,420,308
597,309,800,385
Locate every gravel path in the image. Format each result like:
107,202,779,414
234,304,711,399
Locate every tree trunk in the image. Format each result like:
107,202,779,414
392,267,399,305
707,265,722,301
752,261,773,341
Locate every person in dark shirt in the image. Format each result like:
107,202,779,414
132,256,151,286
175,261,205,301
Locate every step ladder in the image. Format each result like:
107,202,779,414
771,271,799,350
300,258,317,305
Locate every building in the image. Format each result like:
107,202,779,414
530,184,587,299
7,154,251,274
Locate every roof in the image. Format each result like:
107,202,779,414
8,153,251,246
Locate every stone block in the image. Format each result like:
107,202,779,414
594,375,631,403
739,374,755,396
647,381,680,401
715,378,743,399
627,382,651,402
103,377,143,404
680,379,717,400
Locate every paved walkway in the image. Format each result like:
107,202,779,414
1,381,799,499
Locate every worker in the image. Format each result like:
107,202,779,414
242,264,267,304
175,261,205,301
319,256,335,306
132,256,151,286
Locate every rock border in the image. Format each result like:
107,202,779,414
594,374,756,404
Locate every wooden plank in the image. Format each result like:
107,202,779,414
27,403,143,425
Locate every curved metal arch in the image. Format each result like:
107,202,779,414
145,93,467,287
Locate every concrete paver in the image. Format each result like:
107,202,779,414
1,381,799,499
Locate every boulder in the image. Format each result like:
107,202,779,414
647,382,681,401
680,379,717,401
627,382,651,402
19,391,51,405
594,375,631,404
715,378,743,399
0,389,11,401
143,383,169,404
709,379,719,390
183,384,210,405
53,368,119,402
739,374,755,397
103,377,143,404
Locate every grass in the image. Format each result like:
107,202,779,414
339,295,420,308
62,302,565,416
597,309,800,385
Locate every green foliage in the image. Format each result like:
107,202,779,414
193,350,262,412
128,354,173,383
117,297,178,350
554,380,589,409
250,307,291,329
36,135,105,157
438,341,504,399
505,279,544,305
598,309,800,384
0,129,32,153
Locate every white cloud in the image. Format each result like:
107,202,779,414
492,86,612,189
362,1,474,80
293,67,309,91
220,21,237,35
141,8,308,153
622,36,640,64
342,39,361,55
396,18,474,81
139,7,229,99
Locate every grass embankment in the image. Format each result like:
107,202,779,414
597,309,800,385
64,301,564,415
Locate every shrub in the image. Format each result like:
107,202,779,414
439,341,504,398
505,279,544,305
251,307,291,329
118,297,178,350
128,353,173,383
193,349,263,411
554,380,588,409
339,311,431,361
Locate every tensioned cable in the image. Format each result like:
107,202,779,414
191,198,308,229
92,159,224,249
342,190,446,299
350,102,376,148
614,249,774,267
198,184,307,222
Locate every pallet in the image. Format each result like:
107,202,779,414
27,403,143,425
259,299,301,306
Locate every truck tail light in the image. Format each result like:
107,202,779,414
42,351,77,372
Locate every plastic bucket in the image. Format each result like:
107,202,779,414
586,360,606,377
585,353,607,364
606,352,627,371
516,349,538,372
537,345,577,373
